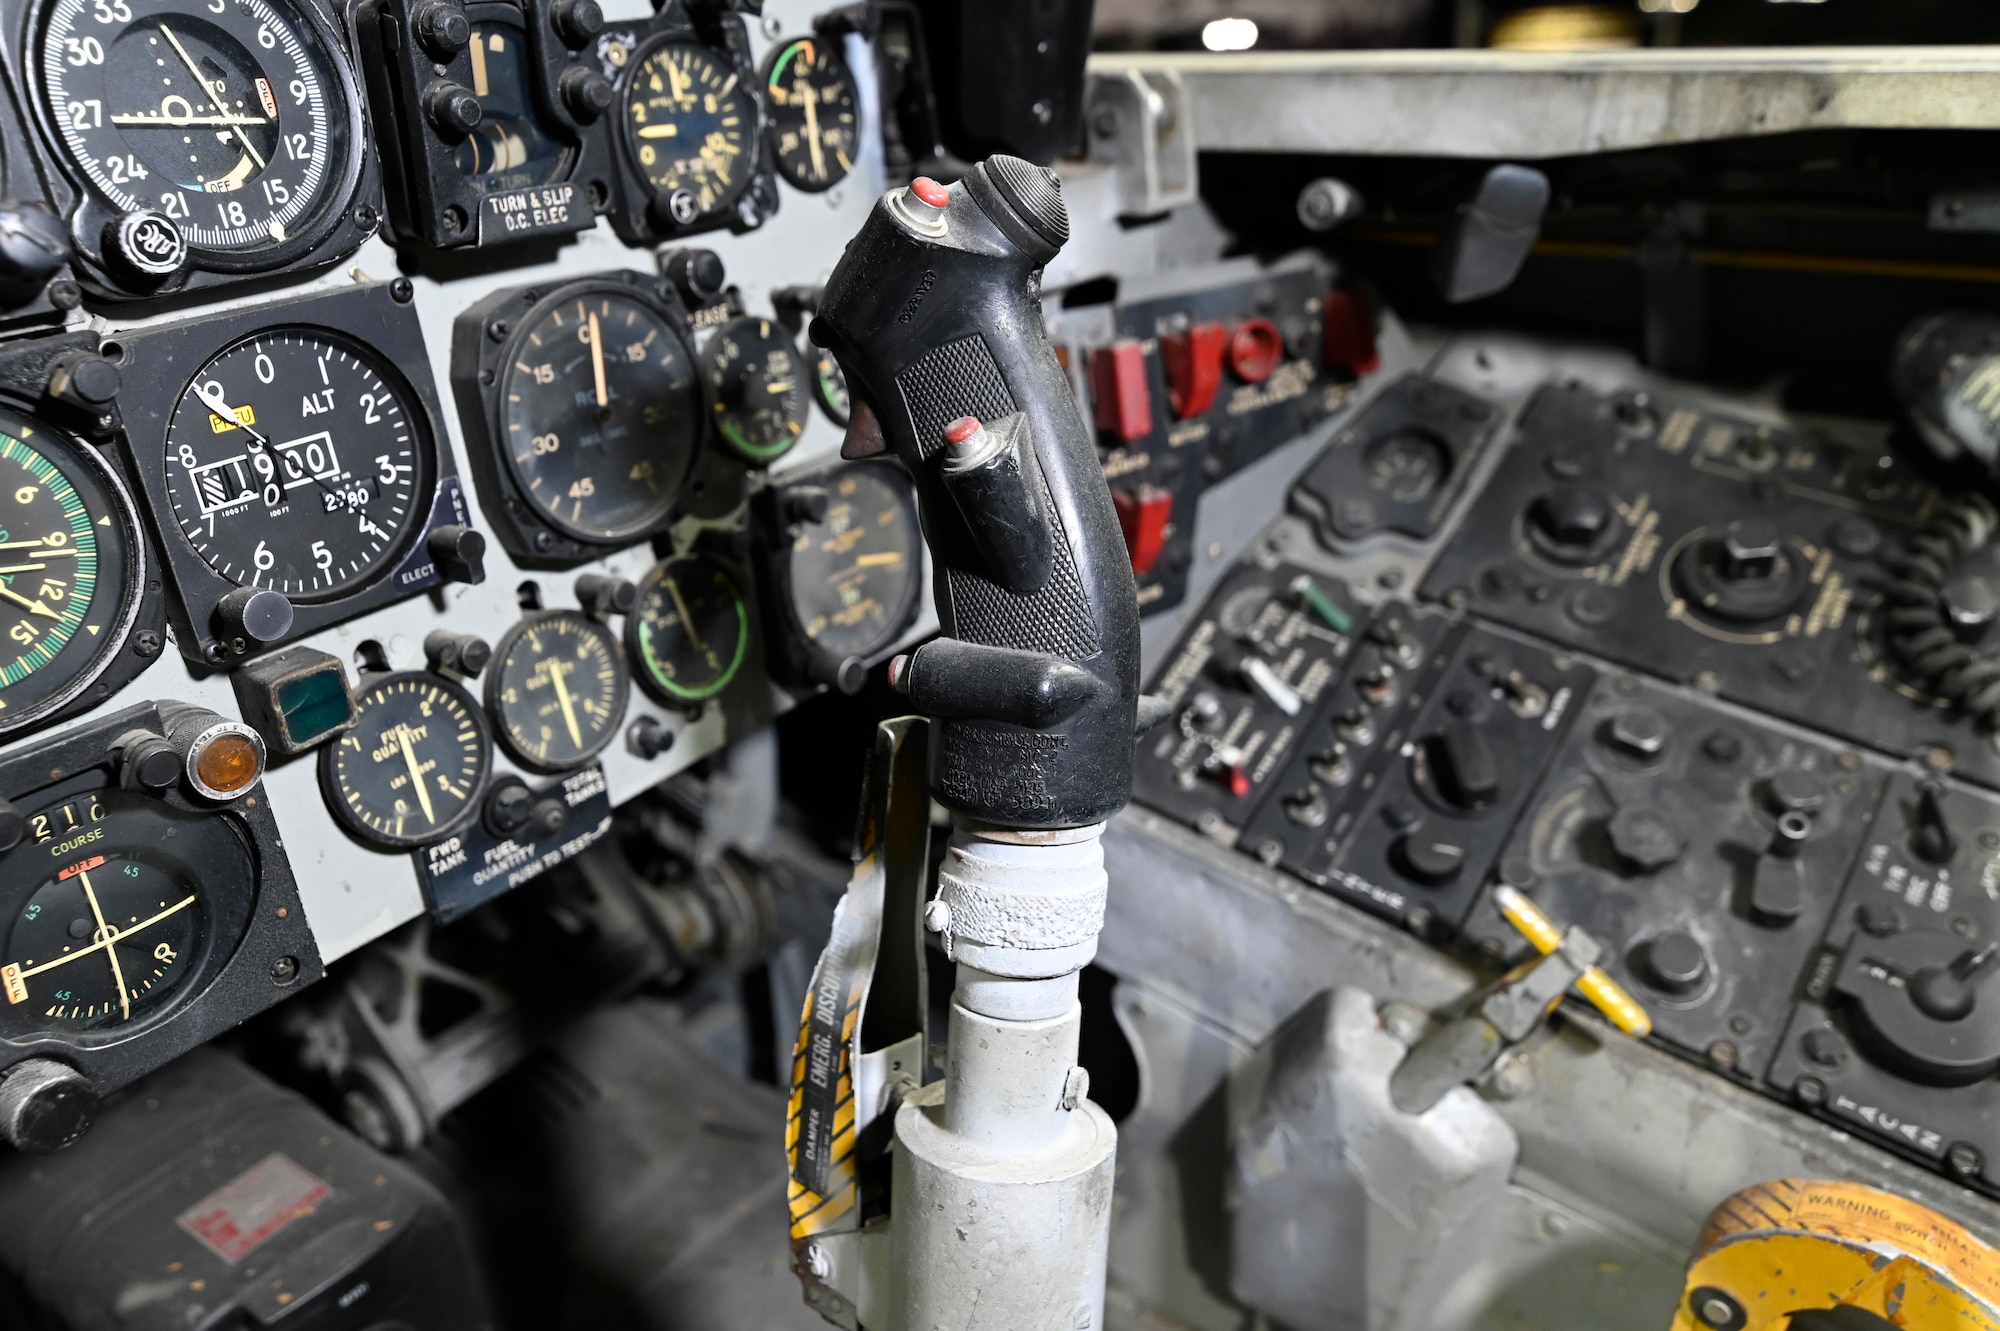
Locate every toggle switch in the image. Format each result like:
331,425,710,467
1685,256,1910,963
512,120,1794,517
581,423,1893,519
1160,321,1225,418
1112,485,1173,575
1089,339,1153,443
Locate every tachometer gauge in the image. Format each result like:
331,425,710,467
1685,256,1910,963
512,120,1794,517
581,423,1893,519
762,37,858,193
322,671,491,848
35,0,361,267
456,17,569,196
628,552,747,705
163,330,430,601
700,316,807,465
496,284,700,543
770,465,920,690
0,409,147,739
486,610,628,772
621,40,757,222
0,790,234,1034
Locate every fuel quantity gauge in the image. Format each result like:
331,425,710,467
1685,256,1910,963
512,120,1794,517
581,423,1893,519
321,671,492,848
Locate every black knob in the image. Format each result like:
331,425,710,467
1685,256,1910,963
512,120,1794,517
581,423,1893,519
424,82,482,140
1912,780,1957,865
1767,770,1825,815
213,587,294,648
114,730,181,792
560,66,613,122
784,486,831,528
0,1060,97,1154
49,354,119,412
575,572,636,617
429,524,486,584
1909,944,1995,1023
1943,570,2000,636
1719,518,1781,581
1185,691,1225,733
664,248,726,304
1432,722,1499,809
104,210,186,282
1528,487,1611,549
1641,932,1708,996
1607,805,1684,873
813,655,869,695
1395,828,1467,886
413,0,469,60
484,779,534,839
628,715,674,759
526,796,568,840
0,202,70,304
425,629,491,678
0,799,22,853
551,0,602,45
1750,845,1806,927
1606,707,1667,760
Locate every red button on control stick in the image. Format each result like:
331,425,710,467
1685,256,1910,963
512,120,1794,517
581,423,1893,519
1228,317,1284,384
1161,321,1226,419
1090,339,1153,443
1112,484,1173,576
911,177,950,208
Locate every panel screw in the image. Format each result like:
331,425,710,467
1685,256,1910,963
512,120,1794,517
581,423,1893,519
1706,1040,1739,1071
352,203,379,232
1794,1075,1826,1107
270,955,299,985
46,280,81,310
132,630,163,658
1948,1142,1984,1179
389,277,415,304
487,319,510,342
1692,1288,1744,1330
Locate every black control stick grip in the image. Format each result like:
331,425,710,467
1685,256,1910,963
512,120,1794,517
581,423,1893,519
812,159,1139,828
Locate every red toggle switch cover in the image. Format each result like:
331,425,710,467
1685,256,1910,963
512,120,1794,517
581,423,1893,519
1112,484,1174,576
1323,289,1381,375
1227,317,1285,384
1090,339,1154,443
1161,321,1226,418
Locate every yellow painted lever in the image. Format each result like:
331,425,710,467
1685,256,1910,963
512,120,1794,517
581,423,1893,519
1492,884,1653,1039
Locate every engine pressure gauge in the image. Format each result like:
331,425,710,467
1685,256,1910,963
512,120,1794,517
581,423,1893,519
766,465,920,691
0,789,238,1034
35,0,364,272
628,552,748,705
163,330,430,601
486,610,628,772
0,410,148,741
621,40,758,223
700,316,807,465
321,671,492,848
762,37,858,193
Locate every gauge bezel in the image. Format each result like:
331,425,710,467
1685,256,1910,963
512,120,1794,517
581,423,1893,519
626,550,752,706
756,461,923,692
109,281,473,668
485,609,631,773
0,397,155,741
451,268,707,568
18,0,378,293
758,35,860,195
0,701,319,1091
320,669,495,849
617,36,765,228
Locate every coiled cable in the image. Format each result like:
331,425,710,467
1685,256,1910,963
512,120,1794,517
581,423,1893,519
1883,492,2000,722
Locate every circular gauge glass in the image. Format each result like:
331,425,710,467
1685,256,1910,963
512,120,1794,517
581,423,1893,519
163,330,431,602
762,37,858,193
785,467,920,664
38,0,356,258
622,40,757,220
498,287,701,543
628,552,747,703
809,342,850,427
0,790,237,1034
701,316,807,465
0,411,144,738
455,18,568,195
486,610,629,772
322,671,492,848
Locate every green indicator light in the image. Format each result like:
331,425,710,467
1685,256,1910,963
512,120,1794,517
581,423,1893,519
1292,575,1353,634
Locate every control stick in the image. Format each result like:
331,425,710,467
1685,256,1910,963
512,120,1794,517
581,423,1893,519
800,159,1138,1331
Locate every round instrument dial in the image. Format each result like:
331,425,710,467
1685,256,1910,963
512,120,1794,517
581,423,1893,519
0,411,144,738
783,467,920,665
0,790,236,1034
498,287,700,543
486,610,629,772
701,316,807,465
628,552,748,704
762,37,858,193
37,0,357,259
1365,430,1448,504
622,41,757,221
164,331,431,602
322,672,492,848
455,18,568,195
809,342,850,428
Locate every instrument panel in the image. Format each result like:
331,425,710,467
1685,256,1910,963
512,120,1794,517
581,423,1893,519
0,0,929,1117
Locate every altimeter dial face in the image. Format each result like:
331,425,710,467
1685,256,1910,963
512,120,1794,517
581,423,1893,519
38,0,354,255
622,41,756,220
164,331,430,602
322,672,492,848
486,610,628,772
